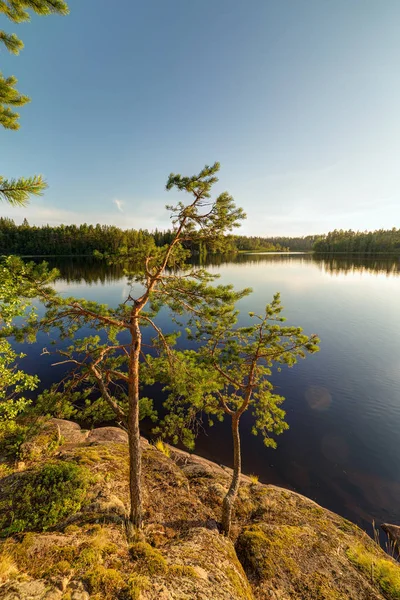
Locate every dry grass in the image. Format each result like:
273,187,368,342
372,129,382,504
154,438,171,458
0,553,18,583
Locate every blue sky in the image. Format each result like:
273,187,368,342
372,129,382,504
1,0,400,235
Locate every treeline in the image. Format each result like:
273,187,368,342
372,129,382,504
0,219,154,256
313,229,400,254
3,220,399,256
0,219,317,256
235,235,318,252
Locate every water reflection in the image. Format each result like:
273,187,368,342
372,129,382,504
38,253,400,285
313,254,400,277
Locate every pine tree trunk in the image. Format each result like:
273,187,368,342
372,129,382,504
127,315,143,536
222,414,241,536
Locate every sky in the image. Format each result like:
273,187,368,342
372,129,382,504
1,0,400,236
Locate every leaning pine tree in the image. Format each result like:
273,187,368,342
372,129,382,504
5,162,248,536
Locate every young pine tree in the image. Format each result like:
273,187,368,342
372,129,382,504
151,294,320,535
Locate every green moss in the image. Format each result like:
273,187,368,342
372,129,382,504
125,574,150,600
74,448,102,465
225,565,254,600
53,560,71,575
0,461,90,535
338,518,359,534
129,541,167,575
347,542,400,599
295,572,346,599
64,524,80,534
169,564,199,578
236,524,301,581
83,565,125,598
76,546,101,567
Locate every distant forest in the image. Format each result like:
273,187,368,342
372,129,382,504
0,219,399,256
313,229,400,254
0,218,317,255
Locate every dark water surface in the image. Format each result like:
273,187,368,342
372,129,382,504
17,253,400,536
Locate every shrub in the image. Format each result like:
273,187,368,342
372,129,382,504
0,421,29,460
0,419,59,461
0,461,90,535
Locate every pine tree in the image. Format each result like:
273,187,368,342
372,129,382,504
152,295,320,535
4,163,246,537
1,0,69,206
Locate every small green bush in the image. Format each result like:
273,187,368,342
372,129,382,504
0,419,59,462
0,421,29,459
0,461,90,535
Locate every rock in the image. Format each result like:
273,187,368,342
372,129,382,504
381,523,400,550
180,462,215,479
89,491,127,517
206,518,219,531
50,419,87,444
151,527,254,600
68,581,89,600
44,591,63,600
0,581,61,600
86,427,128,444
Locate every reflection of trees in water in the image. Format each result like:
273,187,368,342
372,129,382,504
32,253,400,285
312,253,400,276
197,252,312,267
32,257,126,284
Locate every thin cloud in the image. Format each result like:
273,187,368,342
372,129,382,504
113,199,124,213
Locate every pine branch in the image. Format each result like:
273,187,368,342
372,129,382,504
0,174,47,206
0,0,69,23
0,30,23,54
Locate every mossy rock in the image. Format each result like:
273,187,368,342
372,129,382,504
347,542,400,599
129,541,168,575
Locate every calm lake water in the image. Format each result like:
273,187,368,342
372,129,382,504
16,253,400,536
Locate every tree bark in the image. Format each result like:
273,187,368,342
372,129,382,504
222,414,241,536
127,312,143,536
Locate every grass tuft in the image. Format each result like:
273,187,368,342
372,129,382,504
0,553,18,583
154,438,171,458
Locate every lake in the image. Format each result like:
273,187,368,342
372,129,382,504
15,253,400,537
